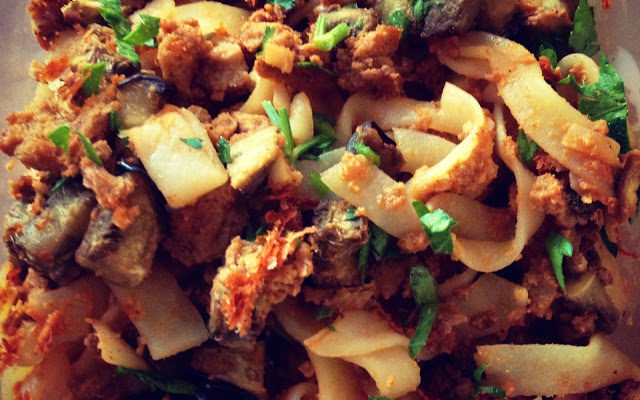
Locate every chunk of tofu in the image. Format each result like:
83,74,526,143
126,105,228,208
228,127,281,192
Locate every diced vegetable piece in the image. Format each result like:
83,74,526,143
117,73,174,129
170,1,250,37
126,105,228,208
263,42,295,74
228,127,281,192
109,265,209,360
90,320,150,370
393,128,456,172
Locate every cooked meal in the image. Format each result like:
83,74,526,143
0,0,639,398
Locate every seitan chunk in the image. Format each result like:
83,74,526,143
308,199,369,286
518,0,575,32
162,184,248,267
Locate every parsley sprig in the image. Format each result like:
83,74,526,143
257,26,275,56
568,0,599,56
516,129,539,165
180,137,203,149
412,201,457,254
115,366,197,395
82,62,106,96
411,0,441,20
48,125,103,166
408,265,438,359
268,0,297,10
217,137,232,164
546,232,572,292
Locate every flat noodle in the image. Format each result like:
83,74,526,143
90,320,150,371
475,334,640,396
430,32,621,208
240,71,290,114
449,104,545,272
393,128,456,173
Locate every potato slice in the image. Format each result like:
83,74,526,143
171,1,250,37
228,127,281,192
126,105,228,208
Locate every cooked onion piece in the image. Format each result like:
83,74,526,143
393,128,456,173
475,334,640,397
449,104,545,272
126,105,228,208
289,92,314,145
90,320,150,371
109,265,209,360
558,53,601,85
431,32,622,208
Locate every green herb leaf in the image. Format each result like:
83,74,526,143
123,14,161,46
412,201,457,254
561,55,630,153
412,0,441,20
368,396,393,400
388,9,410,34
115,366,197,395
346,207,358,220
326,323,336,331
180,137,203,149
116,37,140,66
537,41,558,69
473,363,489,385
353,142,380,166
257,26,275,55
243,219,268,242
516,129,539,165
370,224,389,261
358,239,370,287
217,137,232,164
262,100,281,128
294,61,337,77
82,62,106,96
310,171,330,196
50,177,70,194
48,125,71,155
354,18,363,29
109,110,123,132
313,114,336,137
545,231,572,292
278,107,295,160
292,134,336,162
408,265,438,359
344,3,358,8
316,306,332,320
313,22,351,51
315,15,327,37
98,0,131,38
473,363,507,398
268,0,297,10
599,227,618,257
568,0,599,56
75,129,104,166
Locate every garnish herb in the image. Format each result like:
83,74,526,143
115,38,140,65
123,14,161,46
257,26,275,56
292,134,335,161
411,0,441,20
109,110,123,132
76,130,104,166
545,231,572,292
316,306,332,320
368,396,393,400
268,0,297,10
82,62,106,96
537,41,558,69
48,125,71,155
313,114,337,137
313,16,351,52
599,227,618,257
559,54,631,153
516,129,539,165
346,207,358,220
408,265,438,359
98,0,131,38
353,142,380,166
412,201,457,254
180,137,203,149
50,177,70,194
354,18,363,29
115,366,197,395
358,240,370,287
310,171,331,196
473,363,507,398
568,0,599,56
294,61,338,77
262,101,295,162
370,224,389,261
388,9,410,34
243,219,268,242
344,3,358,8
217,137,232,164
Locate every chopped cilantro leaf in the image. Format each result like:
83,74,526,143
368,396,393,400
388,9,410,34
370,224,389,261
243,220,268,242
546,232,572,292
412,201,457,254
123,14,161,46
262,100,281,128
412,0,441,21
569,0,599,56
268,0,297,10
516,129,539,165
109,110,123,132
82,62,106,96
48,125,71,155
115,366,197,395
310,171,330,196
315,15,327,37
358,240,370,287
354,18,363,29
326,323,336,331
292,134,335,162
313,114,336,137
346,207,358,220
353,142,380,166
474,363,507,398
294,61,337,77
344,3,358,8
50,177,70,194
560,54,631,153
537,41,558,69
180,137,203,149
98,0,131,38
316,306,332,320
217,137,232,164
116,38,140,66
408,265,438,359
257,26,275,56
313,21,351,51
75,129,104,166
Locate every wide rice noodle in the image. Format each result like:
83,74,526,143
430,32,621,207
475,334,640,396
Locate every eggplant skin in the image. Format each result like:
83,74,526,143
4,183,95,284
75,174,161,287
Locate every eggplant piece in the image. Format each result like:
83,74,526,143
4,183,95,283
321,7,378,36
346,120,404,176
117,73,176,129
566,271,618,333
419,0,480,38
62,0,103,25
75,174,160,287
